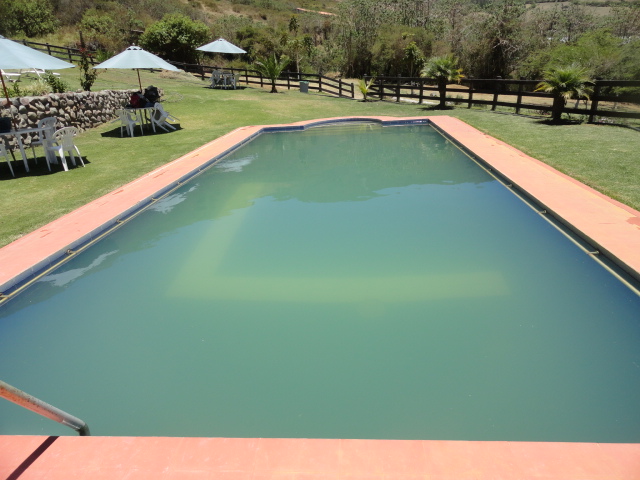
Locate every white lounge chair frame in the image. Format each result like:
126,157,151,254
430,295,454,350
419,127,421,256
151,103,179,132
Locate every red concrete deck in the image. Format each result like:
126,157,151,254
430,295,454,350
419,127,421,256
2,436,640,479
1,116,640,478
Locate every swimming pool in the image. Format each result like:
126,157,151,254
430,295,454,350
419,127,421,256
1,119,639,442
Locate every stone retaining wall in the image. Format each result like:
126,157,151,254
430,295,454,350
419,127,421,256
0,90,134,148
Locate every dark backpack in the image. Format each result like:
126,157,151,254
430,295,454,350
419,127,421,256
144,86,160,104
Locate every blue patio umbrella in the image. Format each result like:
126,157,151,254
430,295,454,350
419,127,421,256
197,38,246,55
93,45,179,91
0,35,75,126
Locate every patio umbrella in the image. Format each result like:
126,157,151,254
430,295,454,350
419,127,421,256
0,35,75,127
93,45,179,91
197,38,246,55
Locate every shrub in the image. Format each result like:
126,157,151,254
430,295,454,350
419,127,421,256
140,13,210,64
43,72,69,93
18,79,50,96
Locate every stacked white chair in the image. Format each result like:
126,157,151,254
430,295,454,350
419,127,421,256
210,70,222,88
46,127,85,171
30,117,57,170
113,109,142,137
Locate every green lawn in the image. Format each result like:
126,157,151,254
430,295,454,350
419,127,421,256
1,68,638,248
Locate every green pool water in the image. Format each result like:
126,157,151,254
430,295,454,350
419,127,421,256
1,123,640,441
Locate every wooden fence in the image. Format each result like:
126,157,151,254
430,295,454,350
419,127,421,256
16,39,638,122
15,40,354,99
171,61,354,99
16,40,97,65
364,76,640,123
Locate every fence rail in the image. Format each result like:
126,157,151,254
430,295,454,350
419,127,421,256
365,76,640,123
171,61,354,99
13,39,638,121
15,39,97,65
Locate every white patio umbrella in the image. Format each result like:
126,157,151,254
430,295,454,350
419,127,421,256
197,38,246,55
93,45,179,91
0,35,75,127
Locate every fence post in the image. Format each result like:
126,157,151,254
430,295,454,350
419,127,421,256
492,76,501,111
46,43,52,55
467,80,474,108
379,78,384,100
396,75,401,102
287,74,291,90
515,77,524,114
589,81,601,123
318,76,323,93
339,79,343,97
418,79,424,104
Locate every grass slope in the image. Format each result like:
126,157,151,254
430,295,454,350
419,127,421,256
1,68,638,248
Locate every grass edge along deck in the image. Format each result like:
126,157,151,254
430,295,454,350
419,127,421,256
1,116,640,479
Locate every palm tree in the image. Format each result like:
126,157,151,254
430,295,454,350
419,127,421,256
254,54,290,93
358,77,376,102
421,54,464,109
535,65,592,123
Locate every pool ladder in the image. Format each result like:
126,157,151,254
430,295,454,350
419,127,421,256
0,379,90,435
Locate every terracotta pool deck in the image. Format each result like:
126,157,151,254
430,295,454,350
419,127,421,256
1,116,640,479
2,436,640,479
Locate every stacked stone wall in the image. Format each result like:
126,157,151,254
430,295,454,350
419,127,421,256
0,90,134,148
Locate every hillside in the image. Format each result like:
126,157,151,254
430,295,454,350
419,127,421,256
2,0,639,81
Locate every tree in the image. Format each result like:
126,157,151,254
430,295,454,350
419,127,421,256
140,13,209,64
3,0,58,37
421,54,464,108
404,41,425,78
335,0,387,77
535,64,592,123
255,54,290,93
79,5,143,53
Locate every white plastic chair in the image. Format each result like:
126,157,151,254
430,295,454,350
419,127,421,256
151,103,179,132
46,127,85,171
113,109,142,137
30,117,57,170
210,70,222,88
0,143,14,177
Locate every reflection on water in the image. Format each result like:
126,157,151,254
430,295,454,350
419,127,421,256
40,251,118,287
1,123,640,442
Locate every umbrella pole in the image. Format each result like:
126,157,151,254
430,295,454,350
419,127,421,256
0,75,18,130
136,69,142,91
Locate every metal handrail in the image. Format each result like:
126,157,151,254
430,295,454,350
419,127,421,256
0,380,90,435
